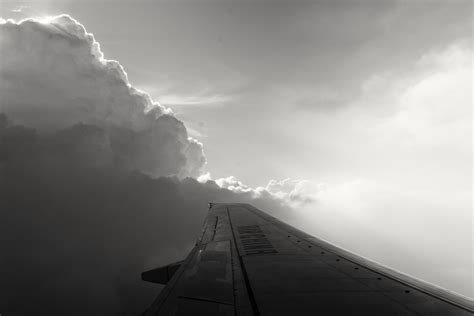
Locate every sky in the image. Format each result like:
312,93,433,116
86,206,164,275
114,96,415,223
1,0,469,185
2,1,472,186
0,1,468,179
0,0,472,312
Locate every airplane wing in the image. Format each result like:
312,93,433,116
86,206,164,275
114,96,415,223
142,203,473,315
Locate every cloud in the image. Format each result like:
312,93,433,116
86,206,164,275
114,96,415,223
10,5,27,13
0,15,205,178
158,92,233,107
0,15,297,315
211,175,323,208
0,117,292,314
388,42,471,148
281,41,473,298
215,175,259,194
264,178,324,206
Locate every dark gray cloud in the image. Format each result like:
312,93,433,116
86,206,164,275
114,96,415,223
0,116,288,314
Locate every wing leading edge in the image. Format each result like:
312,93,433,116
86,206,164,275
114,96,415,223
142,203,473,315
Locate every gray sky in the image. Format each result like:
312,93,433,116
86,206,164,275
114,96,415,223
65,1,468,184
1,0,472,297
1,0,469,185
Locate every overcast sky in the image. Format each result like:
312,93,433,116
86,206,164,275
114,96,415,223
1,0,472,299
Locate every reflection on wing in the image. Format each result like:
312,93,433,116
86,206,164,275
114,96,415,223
142,203,474,315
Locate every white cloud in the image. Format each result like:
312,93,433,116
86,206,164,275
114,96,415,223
0,15,205,178
158,92,232,107
208,174,324,208
136,84,234,108
197,172,212,183
294,41,473,297
264,178,324,206
215,175,258,195
390,43,471,148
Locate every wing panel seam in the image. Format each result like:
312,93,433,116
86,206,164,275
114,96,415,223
227,207,260,316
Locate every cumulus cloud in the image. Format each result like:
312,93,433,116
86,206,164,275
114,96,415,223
215,175,259,194
0,15,204,178
208,175,322,208
0,15,296,315
264,178,324,206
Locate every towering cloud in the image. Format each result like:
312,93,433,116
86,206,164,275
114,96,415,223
0,15,205,178
0,16,295,315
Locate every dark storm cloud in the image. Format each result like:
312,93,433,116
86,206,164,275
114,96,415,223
0,16,292,314
0,117,288,314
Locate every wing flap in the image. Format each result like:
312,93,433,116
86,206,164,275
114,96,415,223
142,261,184,284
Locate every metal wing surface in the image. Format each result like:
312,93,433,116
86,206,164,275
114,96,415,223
142,203,473,315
